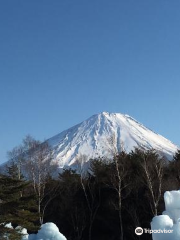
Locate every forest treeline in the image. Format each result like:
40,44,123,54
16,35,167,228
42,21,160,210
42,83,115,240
0,135,180,240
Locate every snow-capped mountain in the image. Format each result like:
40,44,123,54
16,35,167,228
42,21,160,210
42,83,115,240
47,112,178,168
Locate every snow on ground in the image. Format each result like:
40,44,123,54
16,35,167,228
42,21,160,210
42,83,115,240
3,222,67,240
28,223,67,240
151,190,180,240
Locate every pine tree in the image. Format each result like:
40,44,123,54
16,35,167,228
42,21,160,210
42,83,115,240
173,150,180,162
0,225,22,240
0,174,39,236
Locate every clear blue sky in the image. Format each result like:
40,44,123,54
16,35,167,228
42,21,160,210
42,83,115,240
1,0,180,163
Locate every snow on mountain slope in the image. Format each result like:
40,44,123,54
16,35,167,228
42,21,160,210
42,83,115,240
47,112,178,168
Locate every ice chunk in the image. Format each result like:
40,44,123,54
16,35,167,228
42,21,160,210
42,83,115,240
151,215,173,240
28,234,36,240
172,220,180,240
164,191,180,223
151,190,180,240
163,209,180,223
164,191,180,211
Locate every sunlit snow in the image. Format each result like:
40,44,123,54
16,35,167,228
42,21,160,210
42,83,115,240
4,222,66,240
151,190,180,240
28,223,67,240
47,112,178,168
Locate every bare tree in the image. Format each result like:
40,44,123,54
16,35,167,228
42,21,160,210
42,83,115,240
70,197,86,240
8,135,59,224
107,135,129,240
7,135,41,180
24,140,58,224
75,154,101,240
7,145,25,180
138,149,164,216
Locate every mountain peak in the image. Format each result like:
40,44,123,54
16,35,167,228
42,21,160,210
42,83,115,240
47,113,178,168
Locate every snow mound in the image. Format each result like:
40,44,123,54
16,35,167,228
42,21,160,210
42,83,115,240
3,224,29,240
29,222,67,240
5,223,13,229
163,190,180,223
151,190,180,240
151,215,173,240
16,226,29,240
3,222,67,240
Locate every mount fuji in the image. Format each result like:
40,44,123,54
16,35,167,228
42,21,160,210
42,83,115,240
47,112,178,168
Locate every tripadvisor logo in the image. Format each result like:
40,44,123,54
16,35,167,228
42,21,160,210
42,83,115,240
135,227,173,235
135,227,143,235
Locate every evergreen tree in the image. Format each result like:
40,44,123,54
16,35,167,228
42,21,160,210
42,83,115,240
0,225,22,240
0,175,39,235
173,150,180,162
168,150,180,185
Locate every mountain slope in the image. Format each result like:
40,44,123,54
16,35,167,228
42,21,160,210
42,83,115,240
47,112,178,168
